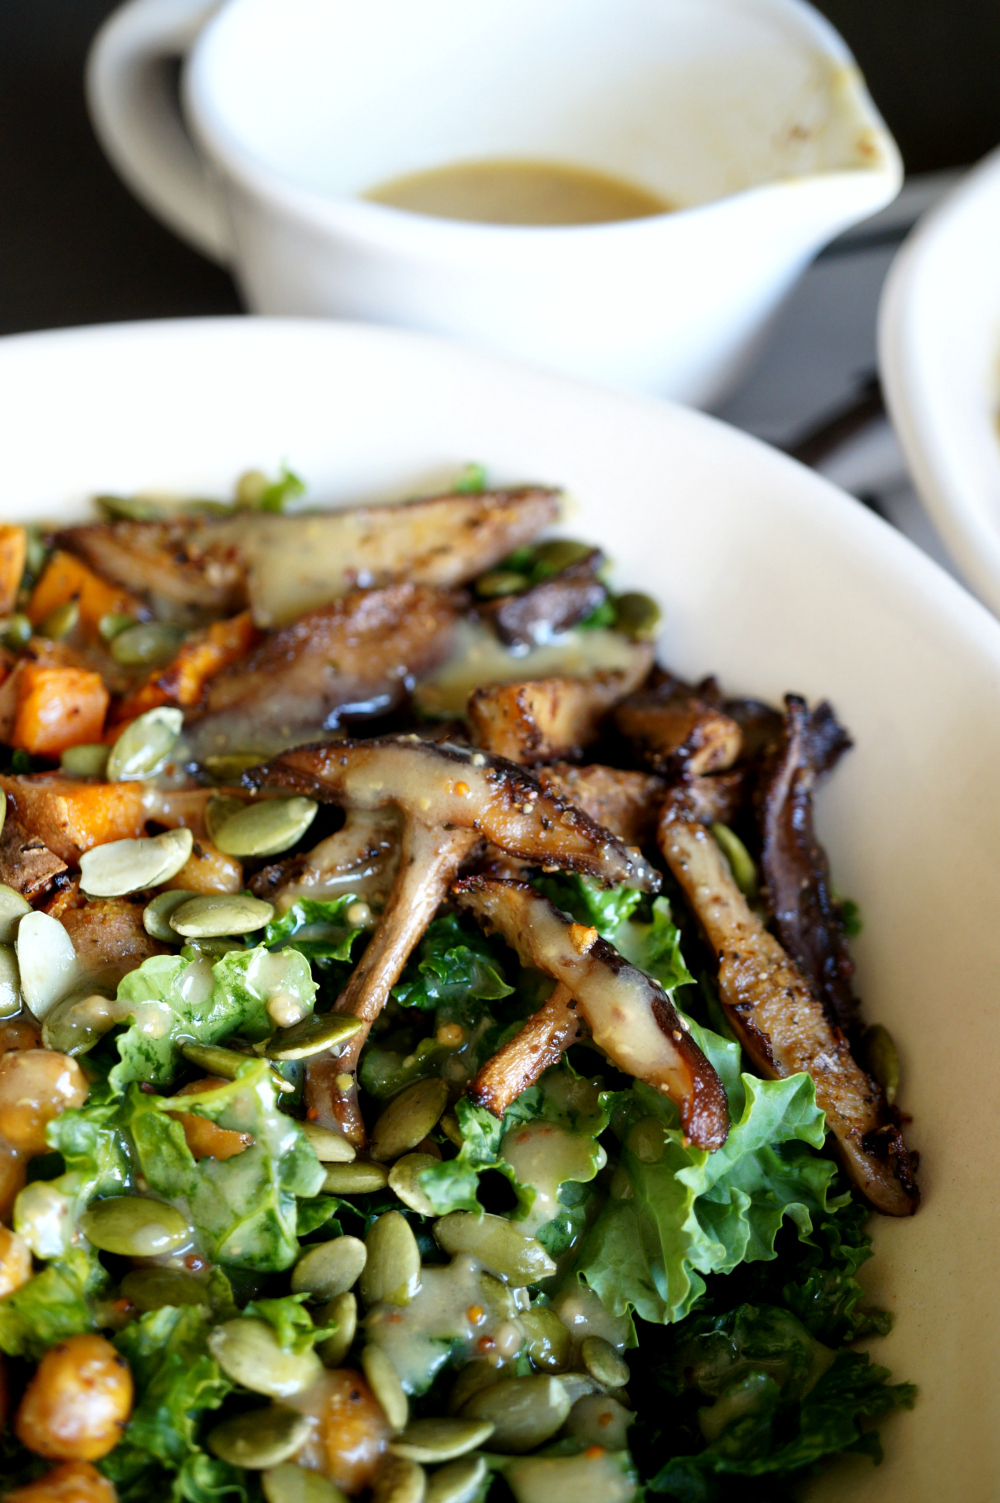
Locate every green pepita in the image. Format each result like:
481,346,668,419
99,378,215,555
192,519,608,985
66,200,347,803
79,826,193,897
263,1464,349,1503
360,1211,421,1307
208,1405,313,1469
41,990,117,1056
120,1267,212,1311
474,570,530,599
388,1154,439,1217
566,1393,634,1451
532,539,593,572
80,1195,191,1257
301,1121,356,1162
461,1374,570,1453
205,794,245,844
169,892,275,938
3,613,32,650
106,705,183,782
433,1214,556,1285
371,1456,425,1503
60,743,111,778
15,910,78,1019
580,1335,629,1388
110,621,185,668
265,1011,362,1061
446,1361,501,1416
502,1449,636,1503
292,1235,367,1302
95,493,165,522
204,752,267,784
861,1022,900,1105
362,1343,409,1433
710,823,758,899
612,590,662,641
317,1290,357,1368
208,1318,323,1398
214,796,318,858
322,1161,390,1195
555,1373,605,1408
0,944,21,1019
98,612,136,642
0,885,30,945
425,1454,488,1503
390,1417,495,1464
179,1040,294,1094
143,889,197,942
520,1307,570,1373
39,599,79,640
371,1079,449,1164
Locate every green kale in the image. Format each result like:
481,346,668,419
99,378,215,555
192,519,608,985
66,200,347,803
264,894,367,969
242,1292,333,1352
392,911,513,1014
0,1248,108,1359
533,875,693,994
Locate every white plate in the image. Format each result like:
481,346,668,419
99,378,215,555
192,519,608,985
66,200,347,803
1,317,999,1500
879,147,1000,615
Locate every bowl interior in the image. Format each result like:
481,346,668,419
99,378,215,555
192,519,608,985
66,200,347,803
2,316,999,1500
191,0,893,209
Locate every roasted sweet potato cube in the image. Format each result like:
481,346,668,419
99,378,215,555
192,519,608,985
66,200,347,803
0,774,146,864
27,550,144,641
0,527,27,617
11,665,109,756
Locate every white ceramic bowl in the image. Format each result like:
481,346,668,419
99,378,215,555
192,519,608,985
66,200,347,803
880,147,1000,616
87,0,901,403
1,318,998,1500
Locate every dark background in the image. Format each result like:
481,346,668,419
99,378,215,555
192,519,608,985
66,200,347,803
1,0,998,339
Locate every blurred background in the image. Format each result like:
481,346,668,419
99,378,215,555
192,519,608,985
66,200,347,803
2,0,998,338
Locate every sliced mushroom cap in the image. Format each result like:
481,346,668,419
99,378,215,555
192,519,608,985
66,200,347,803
245,738,660,892
453,876,729,1151
482,550,608,649
614,682,742,776
250,807,402,905
658,788,918,1215
535,763,665,846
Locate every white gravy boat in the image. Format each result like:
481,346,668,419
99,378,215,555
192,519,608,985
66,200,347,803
87,0,901,404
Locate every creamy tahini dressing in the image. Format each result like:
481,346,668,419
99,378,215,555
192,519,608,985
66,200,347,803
501,1120,605,1237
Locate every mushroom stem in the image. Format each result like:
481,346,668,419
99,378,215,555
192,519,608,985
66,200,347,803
468,981,583,1117
305,822,479,1142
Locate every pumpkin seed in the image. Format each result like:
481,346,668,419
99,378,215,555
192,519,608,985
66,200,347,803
80,826,193,897
322,1161,390,1194
214,797,318,858
362,1343,409,1432
208,1318,323,1398
710,822,758,899
388,1153,439,1217
3,613,32,650
265,1011,362,1061
96,492,164,522
179,1041,294,1094
60,743,110,778
120,1267,212,1311
317,1290,357,1367
15,910,78,1019
292,1235,367,1302
143,889,198,942
42,989,116,1056
0,944,21,1018
861,1022,900,1105
107,705,184,781
532,539,593,572
111,621,186,667
39,599,79,640
80,1195,191,1257
447,1362,501,1416
479,1273,518,1324
612,590,662,641
433,1214,556,1285
474,570,530,599
371,1079,449,1164
372,1456,425,1503
206,794,245,844
0,886,30,944
170,892,274,938
502,1449,636,1503
301,1121,356,1162
98,612,135,642
555,1373,605,1407
566,1393,634,1451
438,1113,463,1149
208,1405,313,1469
520,1308,570,1373
390,1417,495,1464
204,752,267,784
263,1464,349,1503
461,1374,570,1453
360,1211,422,1307
580,1335,629,1388
425,1454,488,1503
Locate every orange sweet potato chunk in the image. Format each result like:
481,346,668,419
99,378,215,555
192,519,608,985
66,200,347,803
112,610,260,722
0,527,27,617
11,666,110,757
27,551,144,640
0,775,146,863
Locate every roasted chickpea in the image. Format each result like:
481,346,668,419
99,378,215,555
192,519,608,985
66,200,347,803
172,1078,253,1161
0,1139,27,1222
0,1050,88,1156
314,1369,390,1493
0,1223,32,1296
16,1334,133,1461
5,1461,118,1503
0,1016,42,1056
